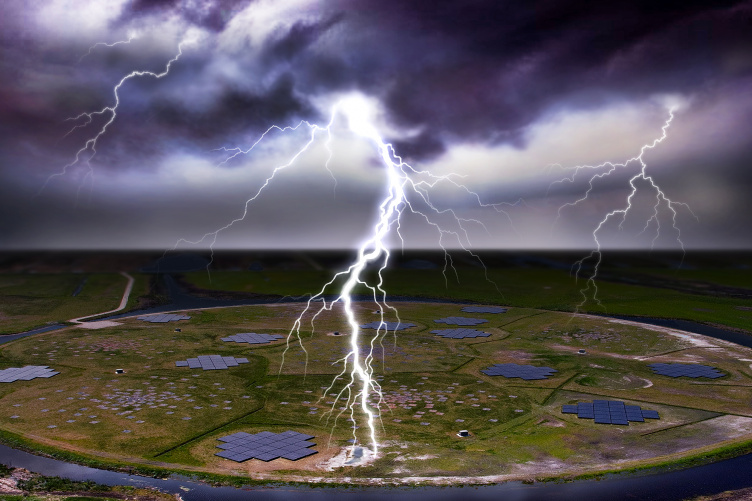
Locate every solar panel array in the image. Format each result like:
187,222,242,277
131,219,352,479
431,328,491,339
461,306,507,314
221,333,284,345
0,365,59,383
359,321,415,331
648,363,725,379
480,363,557,380
216,430,317,462
138,314,191,323
175,355,249,370
434,317,489,326
562,400,660,424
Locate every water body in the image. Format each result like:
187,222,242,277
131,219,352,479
0,324,67,345
99,274,464,321
1,441,752,501
72,277,87,297
603,314,752,349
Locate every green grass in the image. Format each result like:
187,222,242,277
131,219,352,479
0,273,151,335
2,296,752,481
183,267,752,332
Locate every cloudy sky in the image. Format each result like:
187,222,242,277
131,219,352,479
1,0,751,250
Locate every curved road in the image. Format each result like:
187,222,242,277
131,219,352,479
69,271,135,324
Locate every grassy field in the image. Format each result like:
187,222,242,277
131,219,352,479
0,273,150,335
183,266,752,332
2,301,752,481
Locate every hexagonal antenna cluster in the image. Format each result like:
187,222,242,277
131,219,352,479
562,400,660,424
648,363,724,379
431,328,491,339
215,430,317,462
461,306,507,314
175,355,249,370
434,317,488,326
138,314,191,323
0,366,59,383
221,333,284,345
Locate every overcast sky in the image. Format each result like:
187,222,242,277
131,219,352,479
1,0,751,250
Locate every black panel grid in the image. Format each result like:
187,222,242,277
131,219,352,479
431,329,491,339
221,333,284,345
215,430,317,462
175,355,250,370
434,317,489,326
648,363,725,379
562,400,660,425
461,306,507,314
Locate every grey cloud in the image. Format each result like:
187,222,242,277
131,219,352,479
119,0,252,32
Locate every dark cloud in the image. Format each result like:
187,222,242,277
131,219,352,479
120,0,252,31
291,0,752,158
263,13,344,62
1,1,751,249
147,73,313,144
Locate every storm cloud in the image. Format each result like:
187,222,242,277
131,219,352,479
1,0,751,249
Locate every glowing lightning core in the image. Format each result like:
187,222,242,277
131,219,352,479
173,94,513,455
52,36,696,457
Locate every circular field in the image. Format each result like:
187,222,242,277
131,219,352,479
1,302,752,483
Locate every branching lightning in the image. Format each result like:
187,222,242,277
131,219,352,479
39,39,188,197
51,32,698,461
78,35,138,62
170,94,514,456
551,107,697,310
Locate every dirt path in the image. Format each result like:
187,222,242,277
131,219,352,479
69,272,135,328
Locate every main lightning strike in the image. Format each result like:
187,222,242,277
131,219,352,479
173,95,513,455
552,108,697,310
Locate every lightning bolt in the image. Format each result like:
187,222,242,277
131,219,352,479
552,107,697,311
78,35,137,62
170,94,515,456
39,39,188,197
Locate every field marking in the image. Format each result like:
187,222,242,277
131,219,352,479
639,414,722,437
542,372,582,406
152,401,267,458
